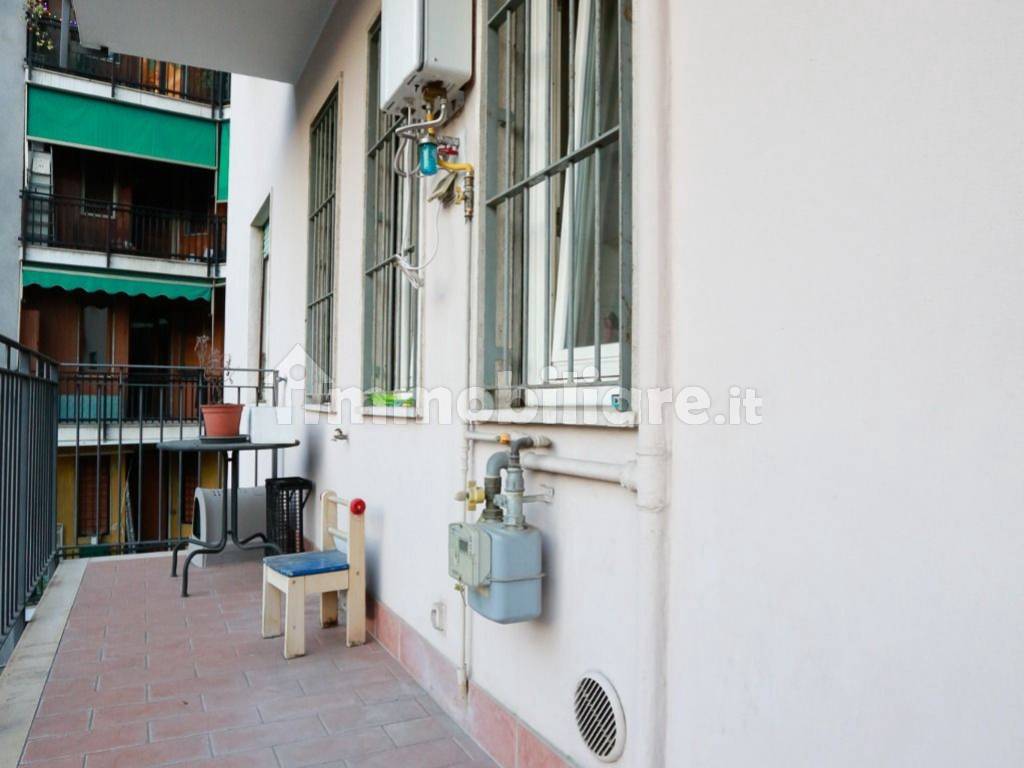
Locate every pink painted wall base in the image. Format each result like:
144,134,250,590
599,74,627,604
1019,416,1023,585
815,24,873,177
366,597,572,768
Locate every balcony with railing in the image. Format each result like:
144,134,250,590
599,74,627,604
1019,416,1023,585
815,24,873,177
22,190,226,270
56,364,281,553
26,16,230,110
0,341,502,768
0,335,58,664
57,363,277,445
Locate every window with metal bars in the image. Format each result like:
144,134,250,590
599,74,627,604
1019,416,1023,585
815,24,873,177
483,0,632,411
257,218,271,401
361,20,420,408
306,87,338,404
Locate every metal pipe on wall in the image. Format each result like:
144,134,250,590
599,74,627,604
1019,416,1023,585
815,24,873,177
519,453,637,492
467,429,636,490
465,429,551,446
458,211,475,697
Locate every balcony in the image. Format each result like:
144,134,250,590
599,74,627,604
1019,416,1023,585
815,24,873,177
57,364,271,448
22,190,226,275
56,364,279,555
27,16,230,110
10,556,498,768
0,340,501,767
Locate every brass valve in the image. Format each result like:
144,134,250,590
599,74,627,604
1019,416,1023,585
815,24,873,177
454,481,486,511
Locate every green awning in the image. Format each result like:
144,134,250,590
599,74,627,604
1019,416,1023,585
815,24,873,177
23,266,212,302
27,85,218,168
216,121,230,201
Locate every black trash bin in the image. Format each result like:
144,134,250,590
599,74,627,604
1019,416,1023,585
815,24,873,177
265,477,313,554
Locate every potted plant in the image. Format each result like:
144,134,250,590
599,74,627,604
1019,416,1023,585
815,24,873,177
25,1,56,53
195,335,243,437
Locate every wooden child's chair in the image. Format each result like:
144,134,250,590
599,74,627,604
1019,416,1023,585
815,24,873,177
261,491,366,658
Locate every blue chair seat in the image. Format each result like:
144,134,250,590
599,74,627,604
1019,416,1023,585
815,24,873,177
264,549,349,577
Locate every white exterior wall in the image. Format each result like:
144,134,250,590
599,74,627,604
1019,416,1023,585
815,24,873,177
0,0,25,339
224,1,1024,766
662,1,1024,766
226,4,640,766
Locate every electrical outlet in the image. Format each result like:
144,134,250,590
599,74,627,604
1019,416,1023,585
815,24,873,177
430,601,446,633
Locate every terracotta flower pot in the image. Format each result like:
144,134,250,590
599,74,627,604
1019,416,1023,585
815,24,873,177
201,403,244,437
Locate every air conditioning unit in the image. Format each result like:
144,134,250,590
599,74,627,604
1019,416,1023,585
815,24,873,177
190,487,267,566
380,0,473,117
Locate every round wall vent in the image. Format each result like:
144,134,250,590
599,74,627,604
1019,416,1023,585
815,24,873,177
574,671,625,762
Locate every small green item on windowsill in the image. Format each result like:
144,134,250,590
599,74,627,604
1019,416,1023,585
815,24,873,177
368,392,416,408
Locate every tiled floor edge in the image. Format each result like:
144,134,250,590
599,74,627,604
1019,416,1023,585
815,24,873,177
0,558,87,768
366,595,575,768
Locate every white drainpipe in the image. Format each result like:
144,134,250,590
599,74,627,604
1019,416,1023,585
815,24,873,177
631,0,672,763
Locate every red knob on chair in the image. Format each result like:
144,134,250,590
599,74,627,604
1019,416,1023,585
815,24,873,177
350,498,366,516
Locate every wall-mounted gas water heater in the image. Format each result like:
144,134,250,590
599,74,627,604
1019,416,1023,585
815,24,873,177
379,0,475,229
450,438,553,624
380,0,472,119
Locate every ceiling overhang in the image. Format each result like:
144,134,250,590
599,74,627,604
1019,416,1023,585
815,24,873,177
72,0,339,82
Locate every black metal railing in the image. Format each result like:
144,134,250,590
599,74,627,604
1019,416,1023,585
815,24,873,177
58,364,282,557
27,17,230,110
0,335,58,663
22,190,226,267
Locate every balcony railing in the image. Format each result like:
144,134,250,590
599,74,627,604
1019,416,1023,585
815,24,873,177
27,17,230,109
59,364,283,557
0,335,58,662
22,190,226,267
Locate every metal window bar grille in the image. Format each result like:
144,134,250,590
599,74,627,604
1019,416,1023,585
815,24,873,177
483,0,633,410
258,221,271,399
306,88,339,404
0,335,58,653
362,21,420,402
21,190,227,266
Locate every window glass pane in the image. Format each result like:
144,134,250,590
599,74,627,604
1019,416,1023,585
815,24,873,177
598,0,619,135
495,13,509,189
259,220,270,372
552,0,621,365
82,152,114,216
82,165,113,203
486,0,629,393
597,142,621,344
566,146,620,350
80,305,109,365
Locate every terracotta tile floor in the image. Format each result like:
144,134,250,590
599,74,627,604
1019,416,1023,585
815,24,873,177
21,555,496,768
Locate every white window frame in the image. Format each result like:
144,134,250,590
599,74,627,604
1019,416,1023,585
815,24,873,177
483,0,632,414
544,0,619,384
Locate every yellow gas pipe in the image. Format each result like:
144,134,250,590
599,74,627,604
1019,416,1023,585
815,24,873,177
438,156,475,220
